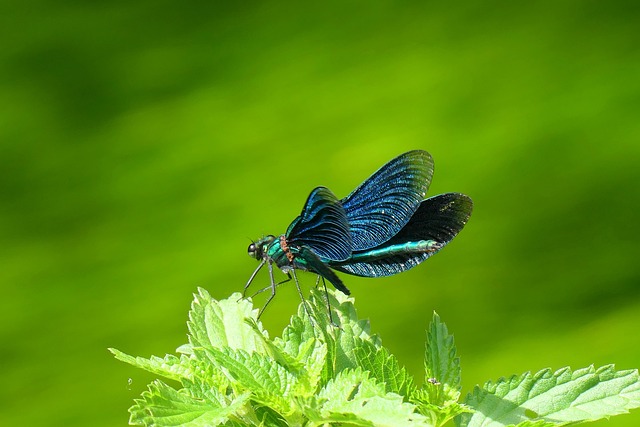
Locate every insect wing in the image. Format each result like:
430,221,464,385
385,192,472,246
334,193,472,277
341,150,434,250
286,186,353,261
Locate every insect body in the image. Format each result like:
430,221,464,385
246,150,473,314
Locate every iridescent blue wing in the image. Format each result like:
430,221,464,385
286,186,353,261
341,150,434,251
385,193,472,247
332,193,472,277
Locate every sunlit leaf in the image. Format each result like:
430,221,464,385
129,380,249,427
459,365,640,427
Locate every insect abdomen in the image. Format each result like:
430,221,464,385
346,240,441,262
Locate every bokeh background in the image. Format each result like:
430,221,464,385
1,1,639,426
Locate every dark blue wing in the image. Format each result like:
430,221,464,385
286,186,353,261
332,193,472,277
384,192,472,246
341,150,434,251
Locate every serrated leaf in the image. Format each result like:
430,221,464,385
305,287,382,383
411,389,473,427
354,338,416,397
188,288,268,354
459,365,640,427
298,337,328,394
245,317,306,373
313,368,432,427
205,347,303,415
129,380,248,427
252,405,290,427
424,312,461,405
510,421,556,427
182,368,231,401
277,304,316,358
317,368,385,403
109,349,195,383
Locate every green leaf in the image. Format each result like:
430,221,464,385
277,301,317,358
459,364,640,427
205,346,305,416
252,405,290,427
313,368,432,427
304,287,382,382
354,338,416,397
244,317,306,373
187,288,268,354
114,287,640,427
183,365,231,400
411,313,469,426
109,349,195,383
317,368,386,404
129,380,249,427
293,336,328,394
411,389,473,427
424,312,461,405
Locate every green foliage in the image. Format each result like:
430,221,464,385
111,289,640,426
458,365,640,427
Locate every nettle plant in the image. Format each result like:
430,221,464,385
111,288,640,427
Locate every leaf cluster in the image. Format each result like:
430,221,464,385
111,288,640,427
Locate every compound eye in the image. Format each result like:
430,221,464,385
248,242,262,260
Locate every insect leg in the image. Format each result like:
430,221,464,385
291,269,314,327
319,276,340,328
257,261,277,318
250,274,291,299
243,259,266,297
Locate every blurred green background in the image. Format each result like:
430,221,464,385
1,1,639,426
